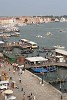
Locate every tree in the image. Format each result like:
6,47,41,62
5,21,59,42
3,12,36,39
24,18,28,23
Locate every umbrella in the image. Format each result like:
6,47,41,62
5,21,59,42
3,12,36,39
8,96,16,100
4,89,13,95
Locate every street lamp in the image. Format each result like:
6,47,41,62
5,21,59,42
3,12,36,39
41,71,44,86
60,80,62,91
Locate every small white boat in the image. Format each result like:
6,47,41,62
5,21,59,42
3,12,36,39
36,35,45,38
15,32,20,36
36,35,43,38
46,32,53,36
53,45,65,49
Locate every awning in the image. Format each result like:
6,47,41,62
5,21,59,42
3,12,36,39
25,57,48,62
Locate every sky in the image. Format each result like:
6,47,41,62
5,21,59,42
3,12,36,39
0,0,67,16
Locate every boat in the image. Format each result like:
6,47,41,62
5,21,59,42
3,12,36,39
59,30,64,32
31,66,56,73
11,32,20,37
31,67,48,73
47,66,57,72
36,35,45,38
36,35,43,38
46,32,53,36
53,45,65,49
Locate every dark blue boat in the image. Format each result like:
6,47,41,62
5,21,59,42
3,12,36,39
31,66,56,73
47,66,57,72
31,67,48,73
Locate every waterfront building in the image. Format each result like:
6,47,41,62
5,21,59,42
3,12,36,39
43,17,51,23
0,17,16,25
55,18,60,22
60,17,66,22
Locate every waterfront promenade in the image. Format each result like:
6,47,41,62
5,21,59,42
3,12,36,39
0,62,67,100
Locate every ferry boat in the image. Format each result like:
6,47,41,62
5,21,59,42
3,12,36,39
20,39,38,49
28,41,38,49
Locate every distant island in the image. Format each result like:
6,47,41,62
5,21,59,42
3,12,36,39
0,15,67,26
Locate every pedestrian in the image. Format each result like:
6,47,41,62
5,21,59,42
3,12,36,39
9,68,10,73
29,92,33,100
61,95,62,100
21,88,23,91
19,77,21,83
23,92,26,100
13,70,15,75
33,96,35,100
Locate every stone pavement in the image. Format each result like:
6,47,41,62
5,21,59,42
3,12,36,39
0,61,67,100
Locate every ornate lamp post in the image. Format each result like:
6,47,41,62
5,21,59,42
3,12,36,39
41,71,44,85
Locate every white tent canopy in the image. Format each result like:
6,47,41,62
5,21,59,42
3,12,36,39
18,65,24,68
55,49,67,56
0,41,4,44
25,57,48,62
8,96,16,100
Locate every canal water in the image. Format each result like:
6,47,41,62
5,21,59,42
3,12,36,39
36,66,67,93
2,22,67,93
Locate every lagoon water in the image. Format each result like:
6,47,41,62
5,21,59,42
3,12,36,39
4,22,67,92
8,22,67,49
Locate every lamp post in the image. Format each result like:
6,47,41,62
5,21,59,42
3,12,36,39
60,80,62,91
41,71,44,86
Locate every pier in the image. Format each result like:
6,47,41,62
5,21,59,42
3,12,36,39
1,42,32,50
0,32,20,38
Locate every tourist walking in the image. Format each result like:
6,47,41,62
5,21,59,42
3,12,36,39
23,92,26,100
29,93,33,100
33,96,35,100
61,95,63,100
19,77,21,83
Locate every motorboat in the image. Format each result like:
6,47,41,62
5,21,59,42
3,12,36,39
53,45,65,49
46,32,53,36
36,35,45,38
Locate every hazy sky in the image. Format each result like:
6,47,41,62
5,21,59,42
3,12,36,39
0,0,67,16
